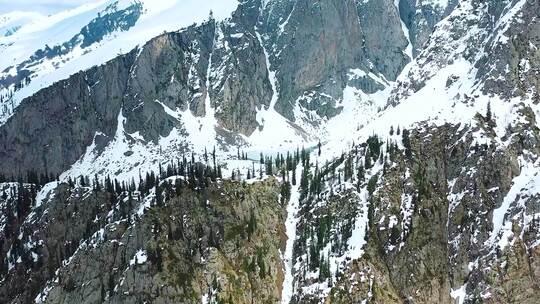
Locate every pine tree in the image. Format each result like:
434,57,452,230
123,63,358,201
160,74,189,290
247,209,257,239
367,174,378,195
280,181,291,206
299,166,310,199
127,190,134,216
309,239,319,270
357,165,365,183
364,153,372,169
286,152,292,171
257,250,266,278
402,128,412,158
155,182,163,206
114,179,122,195
265,157,273,176
344,156,353,181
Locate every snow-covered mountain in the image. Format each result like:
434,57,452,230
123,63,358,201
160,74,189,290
0,0,239,124
0,11,45,37
0,0,539,303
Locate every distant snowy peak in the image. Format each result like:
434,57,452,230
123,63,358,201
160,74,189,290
0,11,44,37
0,1,143,88
0,0,239,125
0,0,238,74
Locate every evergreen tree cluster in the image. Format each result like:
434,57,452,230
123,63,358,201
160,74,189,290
290,129,419,285
0,147,226,264
402,128,412,159
66,149,226,207
1,181,43,275
0,169,58,187
0,147,229,278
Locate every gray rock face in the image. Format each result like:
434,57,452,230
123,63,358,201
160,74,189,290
0,53,134,176
0,183,118,303
357,0,411,79
210,2,273,135
268,0,364,119
260,0,410,121
477,0,540,100
0,15,273,176
389,0,539,107
398,0,459,57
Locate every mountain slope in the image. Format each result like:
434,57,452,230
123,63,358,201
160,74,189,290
0,0,239,125
0,0,416,178
0,11,45,37
0,0,539,303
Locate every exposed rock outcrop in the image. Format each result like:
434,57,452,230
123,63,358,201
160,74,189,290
290,117,540,303
0,177,285,304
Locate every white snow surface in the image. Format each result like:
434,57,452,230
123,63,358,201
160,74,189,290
0,11,44,37
488,156,540,249
129,249,148,266
450,284,467,304
281,165,302,304
65,108,189,183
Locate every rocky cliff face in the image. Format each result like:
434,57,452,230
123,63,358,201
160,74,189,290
0,15,271,176
398,0,459,57
0,0,539,303
259,0,411,121
289,117,540,303
1,176,285,304
0,52,134,177
0,0,415,176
